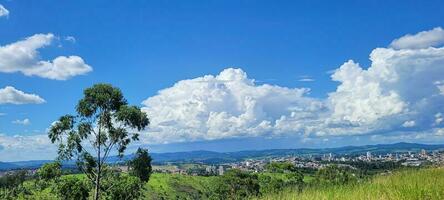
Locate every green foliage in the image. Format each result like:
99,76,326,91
37,162,62,181
258,172,304,195
265,162,298,173
315,165,358,186
0,170,28,189
143,173,217,200
259,162,304,195
48,83,149,200
211,169,260,200
129,148,152,182
101,173,142,200
53,175,90,200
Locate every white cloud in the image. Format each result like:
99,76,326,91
4,28,444,160
12,118,31,126
0,33,92,80
65,36,76,43
327,43,444,128
402,120,416,128
436,128,444,136
141,68,324,144
0,4,9,18
139,28,444,144
389,27,444,49
435,113,443,125
328,60,406,125
298,78,315,82
298,75,315,82
0,86,45,104
0,134,56,162
436,82,444,95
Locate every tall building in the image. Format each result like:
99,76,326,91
366,151,372,160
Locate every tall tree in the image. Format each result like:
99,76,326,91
129,148,152,182
48,83,149,200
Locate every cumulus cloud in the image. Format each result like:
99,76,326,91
0,86,45,104
139,27,444,144
12,118,31,126
389,27,444,49
0,33,92,80
0,4,9,18
141,68,324,144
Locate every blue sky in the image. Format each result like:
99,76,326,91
1,0,444,161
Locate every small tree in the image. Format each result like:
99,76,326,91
48,83,149,200
37,162,62,181
129,148,152,182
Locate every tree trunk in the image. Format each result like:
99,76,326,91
94,170,100,200
94,127,102,200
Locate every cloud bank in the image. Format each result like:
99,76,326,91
3,27,444,161
0,86,45,104
0,134,55,162
140,27,444,144
0,33,92,80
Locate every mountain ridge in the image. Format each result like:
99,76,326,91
1,142,443,170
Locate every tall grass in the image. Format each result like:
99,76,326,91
257,168,444,200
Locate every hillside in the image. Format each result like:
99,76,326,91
257,168,444,200
1,142,444,170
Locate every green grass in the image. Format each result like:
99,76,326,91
257,168,444,200
142,173,217,199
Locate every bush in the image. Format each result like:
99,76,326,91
211,169,260,200
101,173,142,200
37,162,62,181
53,176,90,200
315,165,357,186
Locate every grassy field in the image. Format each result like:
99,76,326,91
257,168,444,200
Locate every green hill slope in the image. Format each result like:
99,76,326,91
257,168,444,200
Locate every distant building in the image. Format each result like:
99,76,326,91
218,166,224,176
366,151,372,160
420,149,427,157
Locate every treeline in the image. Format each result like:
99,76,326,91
0,148,152,200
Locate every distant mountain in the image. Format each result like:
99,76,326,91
0,162,18,170
1,142,443,170
122,142,444,164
